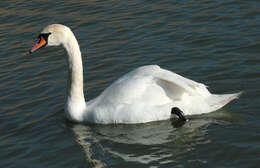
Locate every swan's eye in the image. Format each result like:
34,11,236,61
37,38,41,44
37,32,51,43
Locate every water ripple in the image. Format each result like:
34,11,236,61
0,0,259,167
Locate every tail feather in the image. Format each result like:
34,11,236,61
207,92,242,112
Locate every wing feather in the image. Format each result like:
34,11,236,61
135,65,211,98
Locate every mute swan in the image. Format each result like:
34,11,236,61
29,24,241,124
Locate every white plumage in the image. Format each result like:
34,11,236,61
30,24,241,124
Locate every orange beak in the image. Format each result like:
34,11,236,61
29,36,47,54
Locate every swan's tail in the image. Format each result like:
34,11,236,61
207,92,242,112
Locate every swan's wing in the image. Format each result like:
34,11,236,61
95,65,210,107
152,66,211,98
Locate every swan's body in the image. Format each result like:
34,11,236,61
30,24,241,124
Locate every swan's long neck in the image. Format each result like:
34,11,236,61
64,34,85,101
63,31,86,121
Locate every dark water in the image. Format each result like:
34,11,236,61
0,0,259,167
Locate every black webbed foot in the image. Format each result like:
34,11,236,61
171,107,187,122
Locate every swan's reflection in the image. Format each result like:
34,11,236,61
70,111,233,167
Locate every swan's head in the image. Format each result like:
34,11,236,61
29,24,72,53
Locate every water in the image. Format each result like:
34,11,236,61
0,0,259,167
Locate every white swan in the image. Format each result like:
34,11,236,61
29,24,241,124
